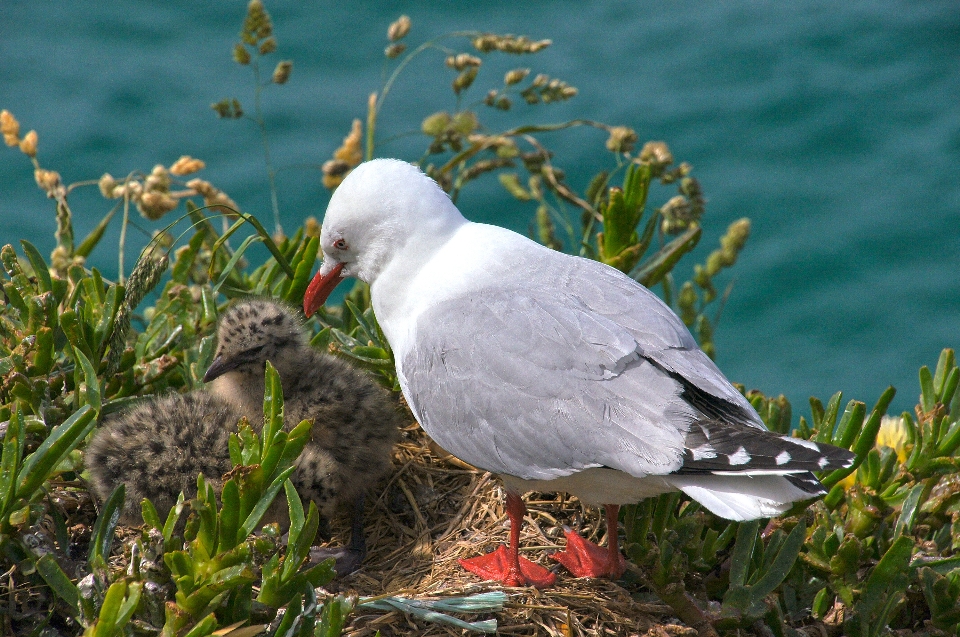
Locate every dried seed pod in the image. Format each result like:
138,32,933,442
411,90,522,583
421,112,451,137
1,109,20,146
387,15,411,41
18,130,37,157
446,53,481,71
504,68,530,85
659,195,693,235
98,173,117,198
112,180,144,200
450,111,478,135
211,98,244,119
605,126,638,154
452,67,479,95
34,168,61,193
169,155,206,176
205,191,240,217
186,178,215,197
322,159,351,189
144,164,170,192
258,37,277,55
272,60,292,84
334,119,363,166
137,191,179,220
639,141,673,171
242,0,272,44
471,33,551,54
385,43,406,58
233,43,251,65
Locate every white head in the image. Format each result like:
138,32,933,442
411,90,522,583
304,159,466,315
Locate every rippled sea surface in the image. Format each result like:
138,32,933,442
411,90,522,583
2,1,958,414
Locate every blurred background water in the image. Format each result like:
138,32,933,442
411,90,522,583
1,1,958,415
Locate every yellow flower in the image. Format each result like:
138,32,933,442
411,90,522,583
875,415,909,463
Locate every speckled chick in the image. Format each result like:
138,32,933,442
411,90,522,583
86,392,239,524
203,298,402,570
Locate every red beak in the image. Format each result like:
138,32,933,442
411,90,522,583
303,262,346,317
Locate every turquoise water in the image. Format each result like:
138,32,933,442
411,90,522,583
1,2,958,415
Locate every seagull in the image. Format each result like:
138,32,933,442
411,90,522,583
86,391,239,524
203,298,402,574
302,158,854,587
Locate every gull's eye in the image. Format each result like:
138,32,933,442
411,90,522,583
334,239,348,250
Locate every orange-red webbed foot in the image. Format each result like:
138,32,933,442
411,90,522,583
550,527,626,579
459,545,557,588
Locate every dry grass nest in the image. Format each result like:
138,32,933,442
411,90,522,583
5,425,694,637
318,422,695,637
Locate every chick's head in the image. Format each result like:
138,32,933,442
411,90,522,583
203,299,307,382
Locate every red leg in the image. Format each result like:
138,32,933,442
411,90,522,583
550,504,626,579
458,491,557,587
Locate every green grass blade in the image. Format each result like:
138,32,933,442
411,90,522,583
283,235,320,305
748,520,806,600
209,211,295,279
19,240,53,293
1,404,25,515
35,553,80,618
284,479,305,544
72,345,102,412
238,466,295,540
728,520,760,588
218,479,241,553
89,483,125,566
211,233,262,295
17,405,96,500
261,362,284,464
75,205,119,258
631,224,701,288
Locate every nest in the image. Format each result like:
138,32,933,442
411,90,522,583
318,422,694,636
6,424,695,636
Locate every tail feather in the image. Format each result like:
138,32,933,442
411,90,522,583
678,418,855,475
665,472,824,521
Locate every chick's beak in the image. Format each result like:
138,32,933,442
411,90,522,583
202,355,239,383
303,261,346,317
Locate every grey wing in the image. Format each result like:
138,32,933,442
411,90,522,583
401,289,696,480
558,256,767,429
545,257,854,475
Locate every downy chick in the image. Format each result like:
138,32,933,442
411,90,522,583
203,298,402,572
86,392,239,524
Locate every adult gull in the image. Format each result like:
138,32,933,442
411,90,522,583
303,158,854,587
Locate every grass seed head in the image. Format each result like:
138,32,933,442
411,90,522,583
1,109,20,146
605,126,637,154
446,53,481,71
233,43,251,65
19,130,37,157
98,173,117,198
137,191,178,220
504,68,530,85
387,15,411,41
638,141,674,177
169,155,206,176
271,60,292,84
385,43,406,58
34,168,61,194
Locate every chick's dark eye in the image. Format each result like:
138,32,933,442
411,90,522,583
334,239,348,250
